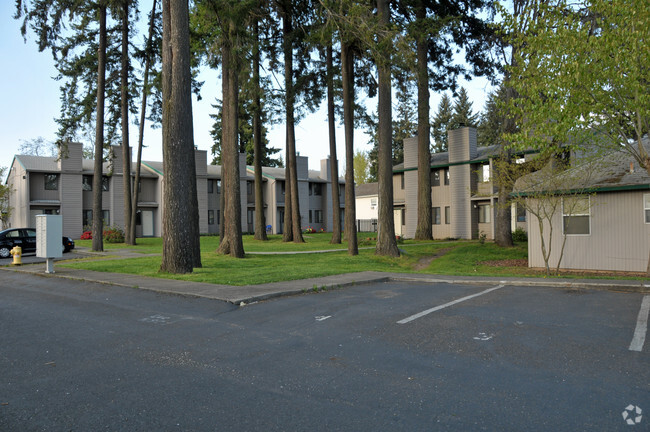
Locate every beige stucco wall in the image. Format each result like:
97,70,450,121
527,190,650,272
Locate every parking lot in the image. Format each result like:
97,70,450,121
1,272,648,431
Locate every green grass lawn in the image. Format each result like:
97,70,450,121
62,234,643,285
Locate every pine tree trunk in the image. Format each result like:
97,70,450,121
327,43,342,244
282,5,304,243
160,0,201,273
375,0,399,257
91,2,107,253
341,42,358,255
217,22,244,258
283,162,292,241
253,19,267,241
414,1,432,241
130,0,158,244
121,0,133,245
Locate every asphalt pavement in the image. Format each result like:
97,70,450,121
1,272,648,431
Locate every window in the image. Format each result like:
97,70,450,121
645,194,650,223
217,210,220,224
563,196,590,235
102,210,110,225
478,204,490,223
280,181,285,195
247,209,254,224
102,176,110,191
43,209,59,215
313,183,322,196
370,198,377,208
401,208,406,224
315,210,322,224
400,173,405,190
247,181,253,195
444,169,449,186
432,170,440,187
83,210,93,227
309,210,313,223
478,164,490,183
216,179,222,194
208,180,214,194
445,206,450,224
82,175,92,191
208,210,215,225
433,207,441,225
516,204,526,222
44,174,58,190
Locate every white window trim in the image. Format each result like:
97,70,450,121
562,196,591,236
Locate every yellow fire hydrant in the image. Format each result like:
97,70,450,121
10,246,22,266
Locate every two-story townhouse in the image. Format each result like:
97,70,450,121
5,143,345,238
393,127,528,240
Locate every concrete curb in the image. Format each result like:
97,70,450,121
2,264,648,305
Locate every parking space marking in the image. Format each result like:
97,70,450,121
397,284,506,324
629,295,650,352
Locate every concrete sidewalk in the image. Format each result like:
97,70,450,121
2,259,648,304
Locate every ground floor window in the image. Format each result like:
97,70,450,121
432,207,441,225
208,210,215,225
314,210,322,224
478,204,490,223
562,196,590,235
644,194,650,223
445,206,450,224
82,210,110,227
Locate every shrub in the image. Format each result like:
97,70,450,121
80,231,92,240
303,226,316,234
103,225,125,243
512,227,528,242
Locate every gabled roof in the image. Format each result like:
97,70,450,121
356,182,378,197
515,139,650,195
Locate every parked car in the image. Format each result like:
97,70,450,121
0,228,75,258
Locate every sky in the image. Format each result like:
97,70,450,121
1,1,495,179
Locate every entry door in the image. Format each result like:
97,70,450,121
142,210,154,237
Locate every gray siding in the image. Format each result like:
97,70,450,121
60,173,83,238
528,191,650,272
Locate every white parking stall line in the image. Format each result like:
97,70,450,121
397,284,506,325
629,295,650,352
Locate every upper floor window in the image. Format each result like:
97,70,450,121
644,194,650,224
82,175,92,191
247,181,253,195
432,170,440,187
516,204,526,222
44,174,59,190
208,179,214,194
478,164,490,183
444,169,449,185
216,179,222,193
312,183,322,196
563,196,590,235
81,175,109,191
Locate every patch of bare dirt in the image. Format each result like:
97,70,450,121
414,247,454,270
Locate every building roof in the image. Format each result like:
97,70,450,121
355,182,378,197
515,139,650,195
392,144,501,172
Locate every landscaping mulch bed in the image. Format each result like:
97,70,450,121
479,259,528,267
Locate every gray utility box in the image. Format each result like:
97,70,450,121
36,215,63,258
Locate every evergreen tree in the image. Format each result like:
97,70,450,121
450,87,479,130
431,93,453,152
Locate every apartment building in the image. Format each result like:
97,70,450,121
5,142,344,238
393,127,527,240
